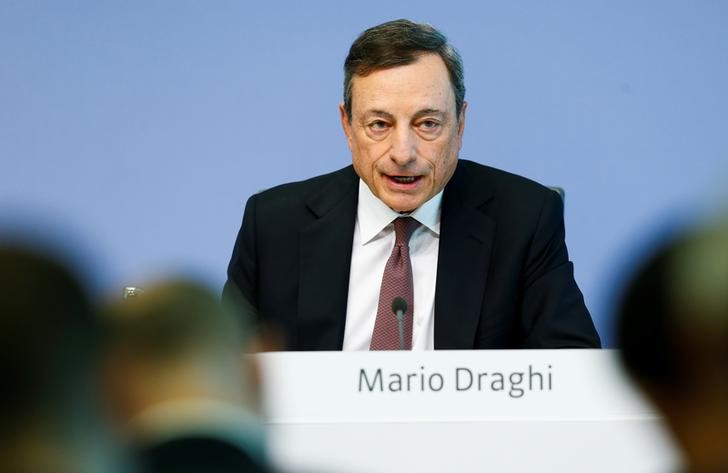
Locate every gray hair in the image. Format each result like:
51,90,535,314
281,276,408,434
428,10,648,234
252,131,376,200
343,19,465,121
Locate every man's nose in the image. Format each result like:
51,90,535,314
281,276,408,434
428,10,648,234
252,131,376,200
389,127,417,166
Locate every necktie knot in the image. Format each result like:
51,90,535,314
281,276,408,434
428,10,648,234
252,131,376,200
393,217,417,246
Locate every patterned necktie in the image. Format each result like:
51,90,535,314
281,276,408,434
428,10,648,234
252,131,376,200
370,217,418,350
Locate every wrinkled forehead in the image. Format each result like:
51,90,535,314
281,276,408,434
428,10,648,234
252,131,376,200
349,54,456,115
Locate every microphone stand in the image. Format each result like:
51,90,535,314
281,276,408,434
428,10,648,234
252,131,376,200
391,297,408,350
396,309,405,350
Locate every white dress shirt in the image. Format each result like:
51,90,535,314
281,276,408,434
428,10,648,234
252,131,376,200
342,180,442,351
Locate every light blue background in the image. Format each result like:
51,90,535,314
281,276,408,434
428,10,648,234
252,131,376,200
2,1,727,345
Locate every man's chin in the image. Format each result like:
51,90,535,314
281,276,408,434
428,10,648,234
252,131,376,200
392,208,416,214
383,197,422,214
373,185,429,213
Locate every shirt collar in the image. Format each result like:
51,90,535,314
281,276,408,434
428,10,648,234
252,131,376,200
357,179,442,245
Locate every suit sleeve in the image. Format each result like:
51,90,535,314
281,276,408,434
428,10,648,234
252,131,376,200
222,194,260,324
520,190,601,348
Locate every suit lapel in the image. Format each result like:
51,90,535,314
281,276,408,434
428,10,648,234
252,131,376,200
434,162,495,349
297,167,358,350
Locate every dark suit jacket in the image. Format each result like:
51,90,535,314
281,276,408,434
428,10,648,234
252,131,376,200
224,159,600,349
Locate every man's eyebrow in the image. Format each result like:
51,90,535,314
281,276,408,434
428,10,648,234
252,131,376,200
361,109,394,120
412,109,447,120
360,109,448,121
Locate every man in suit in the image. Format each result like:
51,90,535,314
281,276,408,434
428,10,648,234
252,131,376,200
224,19,600,350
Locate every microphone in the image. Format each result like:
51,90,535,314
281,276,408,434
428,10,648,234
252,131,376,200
391,297,408,350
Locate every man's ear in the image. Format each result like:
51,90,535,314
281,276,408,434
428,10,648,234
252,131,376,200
457,100,468,140
339,102,353,150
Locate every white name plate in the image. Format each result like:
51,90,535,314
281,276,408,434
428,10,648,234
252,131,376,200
257,349,658,423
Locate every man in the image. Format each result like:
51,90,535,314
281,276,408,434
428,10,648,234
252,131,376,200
102,279,275,473
616,217,728,473
224,19,600,350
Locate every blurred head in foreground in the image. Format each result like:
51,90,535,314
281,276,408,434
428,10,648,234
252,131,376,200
102,279,269,473
0,244,124,473
617,217,728,473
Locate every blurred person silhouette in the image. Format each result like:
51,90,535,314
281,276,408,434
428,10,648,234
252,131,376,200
102,279,277,473
617,217,728,473
0,244,127,473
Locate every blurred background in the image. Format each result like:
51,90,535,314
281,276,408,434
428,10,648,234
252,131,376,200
2,1,727,346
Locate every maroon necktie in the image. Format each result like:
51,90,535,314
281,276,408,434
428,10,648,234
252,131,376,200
370,217,418,350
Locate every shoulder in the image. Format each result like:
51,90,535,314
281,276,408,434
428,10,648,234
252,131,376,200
139,436,267,473
448,159,560,217
454,159,554,200
248,166,358,213
259,166,355,196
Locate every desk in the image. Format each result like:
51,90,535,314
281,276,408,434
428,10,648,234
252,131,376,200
258,350,681,473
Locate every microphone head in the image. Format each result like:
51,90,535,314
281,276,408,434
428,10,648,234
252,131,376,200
391,297,408,315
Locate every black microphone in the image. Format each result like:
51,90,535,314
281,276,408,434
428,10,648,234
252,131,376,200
391,297,408,350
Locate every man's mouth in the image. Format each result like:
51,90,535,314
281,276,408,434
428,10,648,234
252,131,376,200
390,176,418,184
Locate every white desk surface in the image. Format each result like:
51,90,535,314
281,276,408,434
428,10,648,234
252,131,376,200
257,350,682,473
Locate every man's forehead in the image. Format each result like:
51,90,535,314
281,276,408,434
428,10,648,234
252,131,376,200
350,55,456,115
350,53,450,85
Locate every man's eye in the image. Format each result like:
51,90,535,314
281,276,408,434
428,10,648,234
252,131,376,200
369,120,389,131
419,120,441,130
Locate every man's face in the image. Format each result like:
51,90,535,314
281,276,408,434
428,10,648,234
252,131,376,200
340,53,467,213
